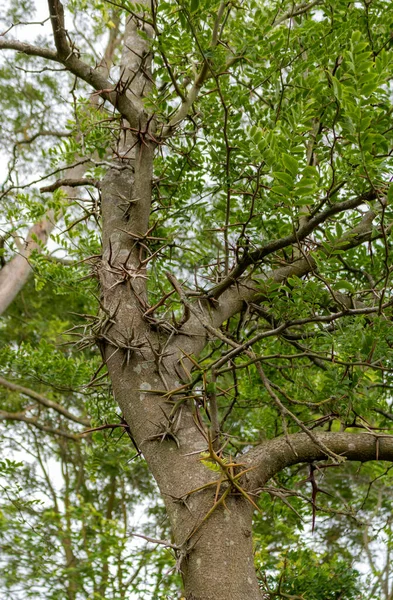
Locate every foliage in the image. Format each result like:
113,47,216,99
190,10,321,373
1,0,393,598
259,546,363,599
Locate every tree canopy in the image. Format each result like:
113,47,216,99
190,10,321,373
1,0,393,598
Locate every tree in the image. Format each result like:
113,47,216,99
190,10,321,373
1,0,393,598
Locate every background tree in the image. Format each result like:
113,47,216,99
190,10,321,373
1,0,393,599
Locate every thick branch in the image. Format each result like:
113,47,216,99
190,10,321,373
40,178,99,193
0,214,55,316
0,26,123,317
0,376,90,426
0,158,90,317
173,205,381,373
0,38,58,61
0,38,140,128
47,0,70,58
207,207,380,330
243,432,393,489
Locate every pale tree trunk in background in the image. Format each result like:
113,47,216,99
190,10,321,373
0,168,86,316
0,214,55,315
0,17,120,317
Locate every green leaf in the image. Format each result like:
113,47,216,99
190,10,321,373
282,153,299,176
333,279,355,293
271,185,290,196
273,171,294,187
295,179,316,195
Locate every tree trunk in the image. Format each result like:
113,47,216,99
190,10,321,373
179,497,262,600
97,291,263,599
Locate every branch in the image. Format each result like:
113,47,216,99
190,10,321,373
174,204,381,372
208,190,377,299
80,423,130,435
0,157,91,316
273,1,323,26
207,206,381,330
160,1,226,138
0,38,58,61
0,409,80,440
374,408,393,422
243,432,393,490
40,178,100,193
0,37,140,129
16,130,71,145
254,361,344,462
214,296,383,371
128,531,178,549
0,376,90,426
0,19,124,316
0,214,56,316
47,0,70,58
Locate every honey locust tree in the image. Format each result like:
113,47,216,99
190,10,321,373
2,0,393,598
